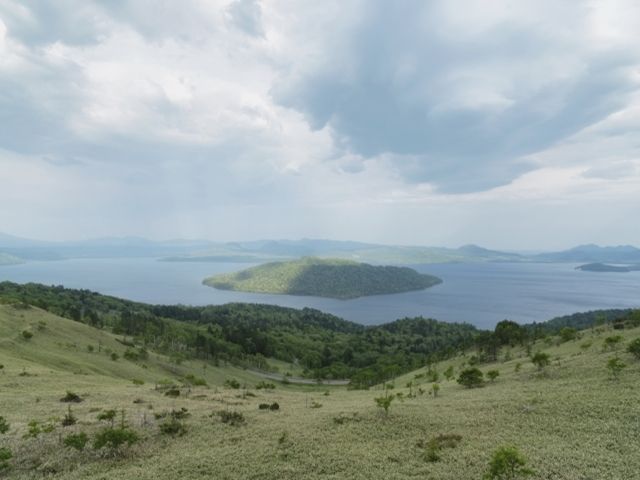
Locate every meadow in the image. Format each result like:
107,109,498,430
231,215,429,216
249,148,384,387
1,303,639,479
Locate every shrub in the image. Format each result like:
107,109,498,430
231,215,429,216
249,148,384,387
164,388,180,398
559,327,578,342
97,409,117,426
64,432,88,451
93,427,139,451
255,381,276,390
183,374,207,386
484,446,534,479
514,363,522,373
457,368,484,388
258,403,270,410
443,365,455,381
61,406,77,426
531,352,550,370
224,378,241,389
374,394,394,416
0,416,9,434
607,357,626,379
0,447,11,473
159,417,187,436
110,352,119,361
431,383,440,397
310,401,322,409
487,370,500,382
627,338,640,360
419,433,462,463
21,330,33,340
269,402,280,411
218,411,245,426
60,391,83,403
132,378,145,386
155,408,190,420
87,345,95,353
603,335,623,351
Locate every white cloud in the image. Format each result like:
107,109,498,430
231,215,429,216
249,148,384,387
0,1,639,248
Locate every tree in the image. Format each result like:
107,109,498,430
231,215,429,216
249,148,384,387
627,338,640,360
607,357,626,379
484,446,534,479
487,370,500,382
374,391,394,416
558,327,577,343
494,320,525,346
457,368,484,388
531,352,550,370
431,383,440,397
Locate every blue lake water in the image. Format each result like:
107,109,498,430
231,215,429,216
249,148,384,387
1,258,639,329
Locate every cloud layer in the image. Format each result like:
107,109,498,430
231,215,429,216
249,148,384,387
1,0,639,248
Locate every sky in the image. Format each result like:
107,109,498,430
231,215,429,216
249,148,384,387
1,0,639,250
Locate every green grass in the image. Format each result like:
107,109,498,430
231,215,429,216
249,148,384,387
1,304,639,479
203,257,442,299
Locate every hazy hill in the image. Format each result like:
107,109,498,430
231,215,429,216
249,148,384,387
0,253,23,266
203,257,443,299
534,244,640,263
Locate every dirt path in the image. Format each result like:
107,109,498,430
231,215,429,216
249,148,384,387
247,369,350,386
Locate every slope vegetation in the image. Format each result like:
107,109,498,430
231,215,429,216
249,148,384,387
0,303,639,479
203,257,442,299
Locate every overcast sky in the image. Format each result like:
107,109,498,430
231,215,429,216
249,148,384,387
1,0,639,249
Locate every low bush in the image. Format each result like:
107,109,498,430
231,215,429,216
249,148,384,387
93,427,139,451
457,368,484,388
0,416,9,434
0,447,11,473
64,432,88,451
484,446,534,479
60,391,83,403
61,406,77,426
159,417,187,436
224,378,241,389
255,381,276,390
217,411,245,426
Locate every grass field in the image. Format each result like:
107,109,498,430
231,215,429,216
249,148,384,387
1,303,639,479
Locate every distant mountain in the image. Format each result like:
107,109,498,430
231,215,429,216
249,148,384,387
576,262,640,273
203,257,443,299
534,244,640,263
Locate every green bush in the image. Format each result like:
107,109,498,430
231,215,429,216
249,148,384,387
183,374,207,386
607,357,626,379
21,330,33,340
61,406,77,426
0,447,11,473
224,378,241,389
421,433,462,462
255,381,276,390
60,391,83,403
457,368,484,388
97,409,118,426
484,446,534,479
374,394,394,416
0,416,9,434
218,411,245,426
93,427,139,451
64,432,88,451
164,388,180,397
627,338,640,360
132,378,145,386
487,370,500,382
531,352,550,370
603,335,623,351
159,417,187,436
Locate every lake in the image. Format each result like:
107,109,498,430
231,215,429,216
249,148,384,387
1,258,639,329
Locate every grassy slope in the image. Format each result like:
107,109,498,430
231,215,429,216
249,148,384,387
1,305,639,479
203,257,442,299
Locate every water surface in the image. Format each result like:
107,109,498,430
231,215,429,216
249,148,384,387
1,259,639,328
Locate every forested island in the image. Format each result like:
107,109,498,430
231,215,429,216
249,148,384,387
203,257,443,299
